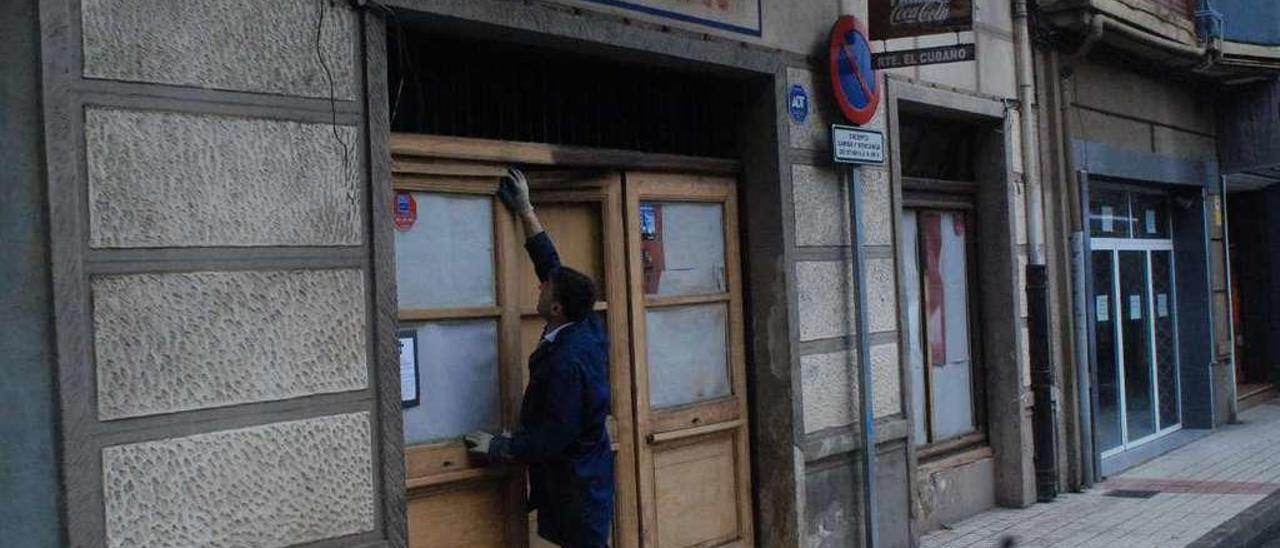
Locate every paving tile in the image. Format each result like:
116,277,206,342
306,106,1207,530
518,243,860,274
920,400,1280,548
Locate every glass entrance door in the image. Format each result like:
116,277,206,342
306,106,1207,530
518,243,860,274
1090,187,1181,456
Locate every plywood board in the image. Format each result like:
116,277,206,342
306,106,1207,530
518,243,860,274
408,482,509,547
517,201,606,310
653,434,740,547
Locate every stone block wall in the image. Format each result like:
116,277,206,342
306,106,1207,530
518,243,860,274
785,2,1039,532
786,61,914,547
41,0,400,546
1069,61,1217,160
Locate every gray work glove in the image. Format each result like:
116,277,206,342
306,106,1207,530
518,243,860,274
497,167,533,213
464,431,495,456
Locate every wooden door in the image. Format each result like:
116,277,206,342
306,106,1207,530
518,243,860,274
391,133,752,547
393,160,527,548
519,172,639,548
624,172,753,548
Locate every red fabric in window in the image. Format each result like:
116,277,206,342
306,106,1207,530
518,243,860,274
922,212,947,367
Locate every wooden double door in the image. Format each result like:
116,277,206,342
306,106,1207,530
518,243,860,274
393,135,753,548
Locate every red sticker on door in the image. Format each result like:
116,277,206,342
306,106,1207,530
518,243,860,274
394,192,416,232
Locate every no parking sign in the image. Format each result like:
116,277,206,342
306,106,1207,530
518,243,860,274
828,16,880,126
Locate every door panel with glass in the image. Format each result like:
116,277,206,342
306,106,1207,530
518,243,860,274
625,173,753,548
1089,186,1181,455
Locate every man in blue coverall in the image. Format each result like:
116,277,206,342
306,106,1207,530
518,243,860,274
465,168,614,548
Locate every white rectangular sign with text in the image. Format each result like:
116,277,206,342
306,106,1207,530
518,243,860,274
832,125,886,165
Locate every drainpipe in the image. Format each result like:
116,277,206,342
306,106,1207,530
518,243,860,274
1220,175,1240,424
1013,0,1058,502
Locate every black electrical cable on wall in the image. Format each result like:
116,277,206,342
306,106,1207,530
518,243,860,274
315,0,351,190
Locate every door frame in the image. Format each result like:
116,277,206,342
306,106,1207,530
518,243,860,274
391,133,746,547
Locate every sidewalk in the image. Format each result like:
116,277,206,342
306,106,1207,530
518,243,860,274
921,398,1280,548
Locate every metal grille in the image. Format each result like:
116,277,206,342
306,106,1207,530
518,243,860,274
388,31,743,159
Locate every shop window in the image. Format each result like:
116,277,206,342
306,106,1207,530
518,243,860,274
1131,193,1171,240
898,113,977,181
1090,188,1133,238
1090,187,1171,240
902,207,984,451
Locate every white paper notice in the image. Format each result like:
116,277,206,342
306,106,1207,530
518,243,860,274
1157,293,1169,318
1146,209,1157,234
1129,294,1142,320
1101,206,1114,232
399,335,417,403
1096,295,1110,322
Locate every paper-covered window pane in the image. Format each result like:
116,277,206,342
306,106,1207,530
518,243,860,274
640,202,726,296
920,211,976,441
646,303,731,408
395,192,495,309
900,211,929,445
403,320,500,445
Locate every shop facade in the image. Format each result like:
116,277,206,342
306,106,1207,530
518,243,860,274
1036,0,1280,485
15,0,1237,546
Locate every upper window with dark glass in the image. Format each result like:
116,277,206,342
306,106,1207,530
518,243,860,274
1090,187,1171,240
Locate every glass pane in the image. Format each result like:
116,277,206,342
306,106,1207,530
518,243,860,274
1093,250,1122,452
920,211,976,441
1131,193,1171,240
1120,251,1156,441
1089,188,1132,239
395,192,495,309
646,303,730,408
1152,251,1180,429
901,211,929,445
403,319,500,445
640,202,726,296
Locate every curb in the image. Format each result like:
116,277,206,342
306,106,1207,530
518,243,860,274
1188,489,1280,548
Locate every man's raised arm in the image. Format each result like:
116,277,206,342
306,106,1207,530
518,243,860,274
498,168,562,280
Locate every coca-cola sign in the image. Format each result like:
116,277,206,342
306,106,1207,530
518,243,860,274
869,0,972,40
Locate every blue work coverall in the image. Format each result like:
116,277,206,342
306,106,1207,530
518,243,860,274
488,231,614,547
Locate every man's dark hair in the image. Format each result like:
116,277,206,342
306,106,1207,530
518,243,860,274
549,267,596,322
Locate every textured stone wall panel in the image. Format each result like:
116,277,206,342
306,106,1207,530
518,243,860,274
792,164,846,247
103,413,375,547
801,351,853,433
866,258,898,333
796,261,856,342
82,0,356,98
93,269,368,419
86,107,360,248
871,343,902,418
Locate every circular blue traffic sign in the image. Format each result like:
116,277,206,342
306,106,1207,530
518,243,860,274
828,16,880,126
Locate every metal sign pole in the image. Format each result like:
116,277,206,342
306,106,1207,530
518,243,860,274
848,166,879,547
